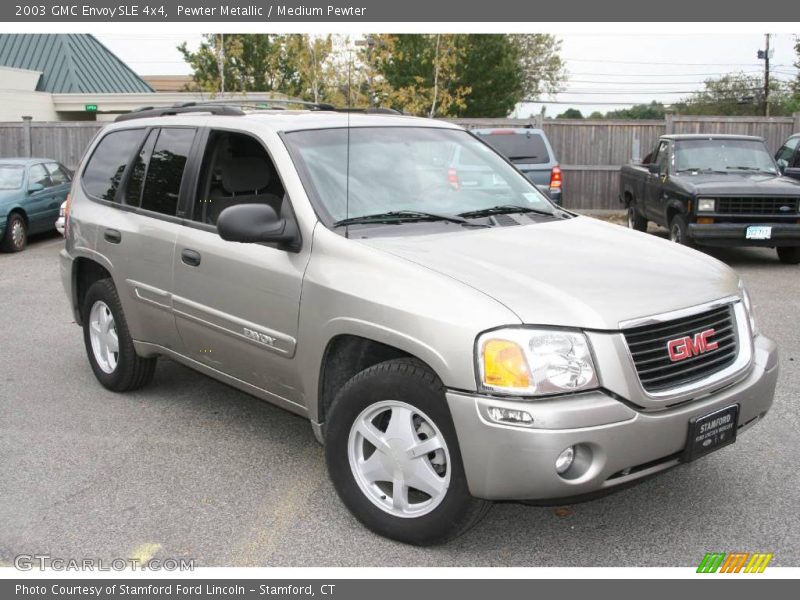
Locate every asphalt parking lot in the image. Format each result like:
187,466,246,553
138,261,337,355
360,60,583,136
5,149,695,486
1,227,798,568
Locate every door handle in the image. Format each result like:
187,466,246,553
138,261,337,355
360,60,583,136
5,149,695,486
103,229,122,244
181,248,202,267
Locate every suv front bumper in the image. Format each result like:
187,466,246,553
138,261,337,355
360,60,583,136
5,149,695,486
446,334,777,501
688,222,800,247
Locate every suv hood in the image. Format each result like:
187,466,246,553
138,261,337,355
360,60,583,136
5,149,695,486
672,172,800,196
360,216,739,330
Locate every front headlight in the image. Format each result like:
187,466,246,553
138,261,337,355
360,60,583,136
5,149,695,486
697,198,716,212
477,329,599,396
740,283,757,336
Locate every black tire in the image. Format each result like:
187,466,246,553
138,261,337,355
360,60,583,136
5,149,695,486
669,214,695,248
777,246,800,265
1,212,27,252
324,358,491,545
81,278,156,392
627,204,647,232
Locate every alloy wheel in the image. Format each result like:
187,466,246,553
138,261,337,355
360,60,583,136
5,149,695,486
89,300,119,374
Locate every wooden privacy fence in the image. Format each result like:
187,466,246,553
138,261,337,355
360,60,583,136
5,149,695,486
2,114,799,210
453,114,800,210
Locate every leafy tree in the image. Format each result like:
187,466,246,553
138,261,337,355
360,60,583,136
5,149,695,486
588,111,604,119
793,36,800,96
557,108,583,119
455,34,523,118
674,73,795,116
510,34,567,101
605,101,666,120
178,34,296,93
363,34,470,117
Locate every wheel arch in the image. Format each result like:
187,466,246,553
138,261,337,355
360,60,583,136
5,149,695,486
72,255,113,326
315,331,449,437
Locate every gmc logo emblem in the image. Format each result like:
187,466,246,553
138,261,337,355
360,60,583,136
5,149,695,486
667,328,719,362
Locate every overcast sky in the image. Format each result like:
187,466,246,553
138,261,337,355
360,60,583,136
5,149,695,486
97,33,799,116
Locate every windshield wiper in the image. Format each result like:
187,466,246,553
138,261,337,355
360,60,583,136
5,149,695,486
457,204,557,219
508,155,539,161
333,210,487,228
675,167,728,174
726,166,776,174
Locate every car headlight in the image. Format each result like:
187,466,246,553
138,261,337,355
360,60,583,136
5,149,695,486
739,283,757,336
477,329,599,396
697,198,716,212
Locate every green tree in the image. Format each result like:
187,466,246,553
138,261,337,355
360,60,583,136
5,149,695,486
588,111,605,119
557,108,583,119
178,34,295,93
455,34,523,117
510,34,567,101
674,73,795,116
606,101,666,120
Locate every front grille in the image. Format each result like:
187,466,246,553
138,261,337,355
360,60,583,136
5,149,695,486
716,197,798,215
623,305,738,393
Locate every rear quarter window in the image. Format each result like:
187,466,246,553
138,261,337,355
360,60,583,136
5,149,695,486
479,132,551,165
82,128,147,202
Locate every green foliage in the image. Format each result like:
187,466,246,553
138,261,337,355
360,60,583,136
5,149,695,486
509,34,567,101
557,108,584,119
605,101,667,120
456,35,523,118
673,72,796,116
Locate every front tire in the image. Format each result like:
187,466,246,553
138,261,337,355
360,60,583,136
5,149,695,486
325,358,490,545
777,246,800,265
627,205,647,232
82,279,156,392
669,214,695,248
1,213,27,252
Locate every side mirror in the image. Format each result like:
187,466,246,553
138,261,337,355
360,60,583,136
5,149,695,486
217,203,300,251
28,182,44,194
647,163,661,175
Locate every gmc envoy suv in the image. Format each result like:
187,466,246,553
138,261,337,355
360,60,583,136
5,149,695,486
60,103,778,545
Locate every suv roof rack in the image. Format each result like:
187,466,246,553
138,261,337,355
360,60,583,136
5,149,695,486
115,100,403,122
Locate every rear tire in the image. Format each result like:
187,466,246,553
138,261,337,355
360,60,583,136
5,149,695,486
627,205,647,232
669,214,695,248
777,246,800,265
1,213,27,252
324,358,491,545
82,278,156,392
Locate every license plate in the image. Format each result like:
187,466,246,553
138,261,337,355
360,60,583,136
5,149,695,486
684,404,739,462
746,225,772,240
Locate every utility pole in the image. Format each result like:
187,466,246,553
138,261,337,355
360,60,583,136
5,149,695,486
758,34,771,117
217,33,225,94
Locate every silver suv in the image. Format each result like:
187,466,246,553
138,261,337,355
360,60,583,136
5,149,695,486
60,104,778,545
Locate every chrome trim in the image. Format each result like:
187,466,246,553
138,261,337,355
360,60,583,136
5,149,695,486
618,295,740,330
619,299,753,402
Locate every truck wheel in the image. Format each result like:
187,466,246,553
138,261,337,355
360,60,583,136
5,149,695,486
1,213,27,252
324,358,491,545
627,206,647,232
669,214,695,248
82,278,157,392
777,247,800,265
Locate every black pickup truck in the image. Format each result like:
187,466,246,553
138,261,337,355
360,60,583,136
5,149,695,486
619,134,800,264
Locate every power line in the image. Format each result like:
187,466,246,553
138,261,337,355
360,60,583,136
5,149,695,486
564,58,766,66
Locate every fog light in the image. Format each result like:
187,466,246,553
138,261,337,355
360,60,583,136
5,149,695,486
487,406,534,426
555,446,575,474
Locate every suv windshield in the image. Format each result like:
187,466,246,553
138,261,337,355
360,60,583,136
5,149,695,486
283,127,556,226
675,139,778,174
477,131,550,164
0,165,24,190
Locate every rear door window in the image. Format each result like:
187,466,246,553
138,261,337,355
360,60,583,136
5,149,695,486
479,132,550,164
139,128,196,216
82,128,147,202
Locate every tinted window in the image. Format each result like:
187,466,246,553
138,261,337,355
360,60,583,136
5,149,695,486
478,132,550,164
83,129,147,202
140,128,195,216
29,164,52,188
125,130,158,207
45,163,70,185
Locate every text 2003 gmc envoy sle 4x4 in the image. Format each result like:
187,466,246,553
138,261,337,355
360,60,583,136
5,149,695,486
60,103,778,545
